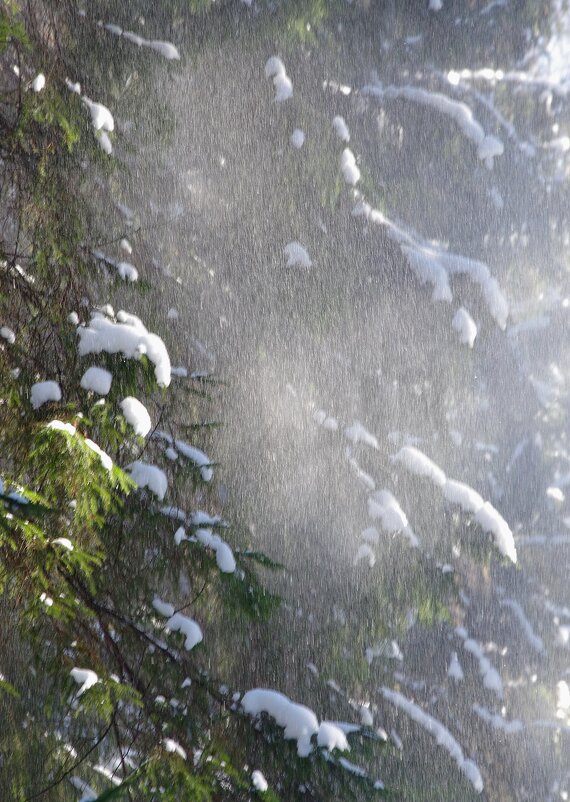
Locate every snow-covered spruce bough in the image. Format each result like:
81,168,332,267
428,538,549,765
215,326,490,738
0,17,392,801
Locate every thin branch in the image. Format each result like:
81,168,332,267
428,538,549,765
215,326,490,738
25,714,115,801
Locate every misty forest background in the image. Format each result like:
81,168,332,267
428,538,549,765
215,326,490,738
1,1,570,801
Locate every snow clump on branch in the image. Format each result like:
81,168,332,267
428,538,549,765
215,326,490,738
265,56,293,102
381,687,484,792
120,397,152,437
31,381,62,410
284,241,312,268
392,446,517,562
77,311,171,388
242,688,350,757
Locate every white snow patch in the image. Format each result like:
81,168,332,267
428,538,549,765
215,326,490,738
159,506,187,521
242,689,335,757
361,526,380,545
1,326,15,344
77,312,171,387
344,420,378,449
336,756,368,778
452,307,477,348
392,446,447,487
80,366,112,396
447,651,464,681
274,72,293,102
123,30,145,46
393,447,516,562
112,28,179,59
82,97,114,132
31,381,61,410
500,599,545,653
473,502,517,563
368,490,419,548
65,78,81,94
97,131,112,155
175,440,213,482
196,528,236,573
189,510,226,527
557,681,570,719
164,738,187,759
457,629,503,698
354,543,376,567
145,40,180,60
290,129,305,148
317,721,350,751
265,56,293,102
252,770,268,792
328,719,361,735
353,201,508,328
165,613,203,651
489,186,504,211
152,597,175,618
314,409,339,432
32,73,45,92
70,668,98,696
174,526,187,545
402,243,452,302
126,461,167,500
381,687,483,792
363,82,503,167
284,241,312,269
365,640,403,663
477,134,504,163
348,457,375,490
442,480,485,514
264,56,285,78
322,416,338,431
332,115,350,142
116,261,138,282
46,419,76,436
84,438,113,472
546,485,565,503
340,148,360,185
472,704,523,733
52,537,73,551
120,397,152,437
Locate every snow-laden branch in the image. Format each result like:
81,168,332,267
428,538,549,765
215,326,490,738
352,201,509,330
152,597,203,651
381,687,484,793
102,22,180,60
77,310,171,388
362,82,504,168
472,704,523,734
500,599,545,654
455,627,503,698
265,57,293,102
368,490,420,548
241,688,349,757
392,446,517,563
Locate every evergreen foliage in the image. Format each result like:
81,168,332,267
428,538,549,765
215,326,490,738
0,3,388,800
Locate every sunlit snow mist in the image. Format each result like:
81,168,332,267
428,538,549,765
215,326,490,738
112,1,570,798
